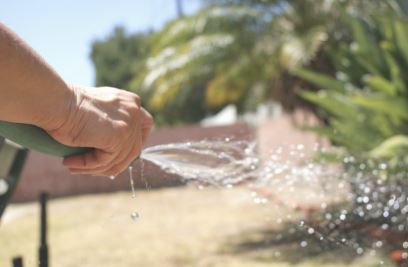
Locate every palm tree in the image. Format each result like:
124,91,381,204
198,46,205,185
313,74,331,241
130,0,394,125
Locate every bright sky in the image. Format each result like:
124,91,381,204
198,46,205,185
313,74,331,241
2,0,202,86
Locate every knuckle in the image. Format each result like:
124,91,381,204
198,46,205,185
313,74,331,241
130,102,141,112
132,94,141,105
116,121,130,136
145,112,154,125
125,92,140,105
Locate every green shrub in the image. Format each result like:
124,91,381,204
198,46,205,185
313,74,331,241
295,9,408,161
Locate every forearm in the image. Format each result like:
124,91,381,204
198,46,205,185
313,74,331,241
0,23,74,129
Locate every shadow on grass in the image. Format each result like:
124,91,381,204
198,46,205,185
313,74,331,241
220,222,362,264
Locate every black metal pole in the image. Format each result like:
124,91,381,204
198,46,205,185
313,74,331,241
12,256,23,267
39,192,48,267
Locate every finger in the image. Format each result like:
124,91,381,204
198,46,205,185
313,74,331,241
63,149,114,169
69,141,140,176
99,142,141,176
141,108,153,144
69,134,141,175
94,128,142,176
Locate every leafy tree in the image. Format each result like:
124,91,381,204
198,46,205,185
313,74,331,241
90,1,398,125
91,26,150,89
131,0,395,125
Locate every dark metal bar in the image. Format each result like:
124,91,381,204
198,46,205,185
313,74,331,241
0,140,27,219
39,192,48,267
12,256,23,267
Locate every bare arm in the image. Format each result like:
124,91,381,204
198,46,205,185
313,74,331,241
0,23,153,176
0,22,72,127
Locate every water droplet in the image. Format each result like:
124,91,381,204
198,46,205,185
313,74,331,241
379,163,387,170
403,241,408,249
109,176,116,180
300,241,308,247
137,141,408,254
131,212,140,221
375,241,383,248
364,187,370,194
129,166,136,198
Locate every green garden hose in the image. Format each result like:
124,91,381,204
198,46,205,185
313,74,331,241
0,121,91,157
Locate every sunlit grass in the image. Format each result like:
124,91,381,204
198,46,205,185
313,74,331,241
0,187,392,267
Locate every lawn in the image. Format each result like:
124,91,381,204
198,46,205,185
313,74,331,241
0,186,392,267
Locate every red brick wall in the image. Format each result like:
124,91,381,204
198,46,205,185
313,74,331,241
11,122,253,202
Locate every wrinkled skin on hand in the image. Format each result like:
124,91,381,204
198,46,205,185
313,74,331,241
46,85,153,177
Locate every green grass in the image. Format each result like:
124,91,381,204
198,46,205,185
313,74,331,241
0,187,392,267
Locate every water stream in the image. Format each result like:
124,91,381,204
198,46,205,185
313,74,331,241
125,139,408,263
140,139,259,186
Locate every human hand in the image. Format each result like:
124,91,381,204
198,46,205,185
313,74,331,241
45,85,153,177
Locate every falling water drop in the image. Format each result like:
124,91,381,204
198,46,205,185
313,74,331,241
131,212,140,221
129,166,136,199
128,165,140,221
